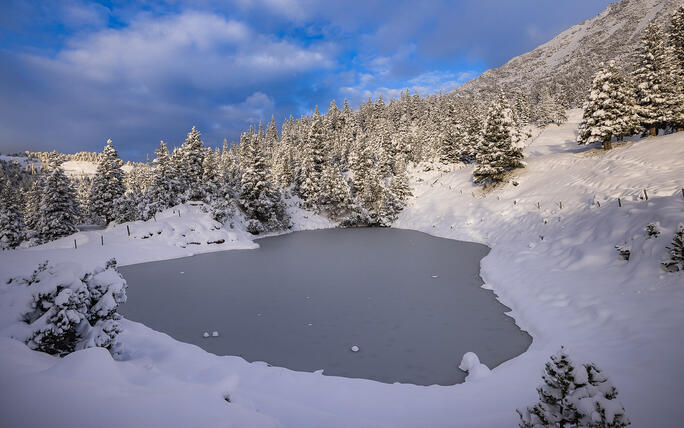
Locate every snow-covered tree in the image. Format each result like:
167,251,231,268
90,139,125,224
667,6,684,129
298,106,326,207
0,178,25,249
518,347,586,427
142,141,180,219
178,126,205,199
23,178,43,243
662,224,684,272
38,163,79,242
577,61,639,150
473,94,524,186
632,22,675,136
518,347,629,428
317,163,351,218
9,260,127,357
238,134,289,234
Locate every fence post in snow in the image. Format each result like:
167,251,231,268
596,200,601,207
618,198,622,207
101,235,104,246
74,239,77,249
559,201,563,209
127,225,130,236
537,202,540,210
643,189,648,200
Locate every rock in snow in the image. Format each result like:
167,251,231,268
459,352,491,382
351,345,360,352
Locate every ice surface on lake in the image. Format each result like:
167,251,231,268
119,228,531,385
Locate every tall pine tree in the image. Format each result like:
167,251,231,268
0,178,25,249
38,163,79,242
90,139,125,224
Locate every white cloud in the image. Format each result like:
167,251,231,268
57,11,334,90
220,91,275,125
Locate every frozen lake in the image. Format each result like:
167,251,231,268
119,228,531,385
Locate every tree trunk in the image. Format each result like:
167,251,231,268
649,126,657,137
603,137,612,150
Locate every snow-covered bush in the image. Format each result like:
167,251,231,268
518,347,629,428
615,245,631,261
6,259,127,357
645,223,660,238
662,224,684,272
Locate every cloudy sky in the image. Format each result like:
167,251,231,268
0,0,613,159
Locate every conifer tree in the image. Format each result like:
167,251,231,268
178,126,205,199
473,94,524,186
90,139,125,224
238,134,289,233
24,178,43,243
143,141,180,219
578,61,639,150
662,224,684,272
0,178,25,249
632,22,674,136
668,6,684,129
317,163,351,218
39,163,79,242
298,106,326,207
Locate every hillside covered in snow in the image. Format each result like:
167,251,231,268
1,112,682,427
456,0,682,104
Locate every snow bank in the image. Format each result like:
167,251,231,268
458,352,491,382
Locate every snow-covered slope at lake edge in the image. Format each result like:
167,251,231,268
1,110,683,427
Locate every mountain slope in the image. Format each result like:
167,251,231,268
456,0,681,104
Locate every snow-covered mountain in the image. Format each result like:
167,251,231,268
456,0,681,104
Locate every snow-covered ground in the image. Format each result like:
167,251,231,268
1,110,683,427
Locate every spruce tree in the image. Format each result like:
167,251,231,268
662,224,684,272
298,106,326,207
0,178,25,249
668,6,684,129
178,126,205,199
473,93,524,186
24,178,43,243
317,163,351,219
578,61,639,150
518,347,586,427
632,22,674,136
38,163,79,242
583,363,630,428
142,140,181,219
90,139,125,224
238,134,289,233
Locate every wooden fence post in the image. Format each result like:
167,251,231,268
596,200,601,207
643,189,648,200
559,201,563,209
101,235,104,246
618,198,622,207
74,239,77,249
127,225,130,236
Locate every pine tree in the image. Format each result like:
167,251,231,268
238,134,289,233
142,140,181,219
298,106,326,207
578,61,639,150
90,139,125,224
0,178,25,249
473,94,524,186
583,363,630,428
632,22,674,136
178,126,205,199
74,174,93,224
317,163,351,218
24,178,43,243
662,224,684,272
38,163,79,242
518,347,586,428
668,6,684,129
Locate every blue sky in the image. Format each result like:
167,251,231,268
0,0,614,159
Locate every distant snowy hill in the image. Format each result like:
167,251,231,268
456,0,681,104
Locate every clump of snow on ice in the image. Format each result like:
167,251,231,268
459,352,491,381
212,331,219,337
202,332,209,338
351,345,360,352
